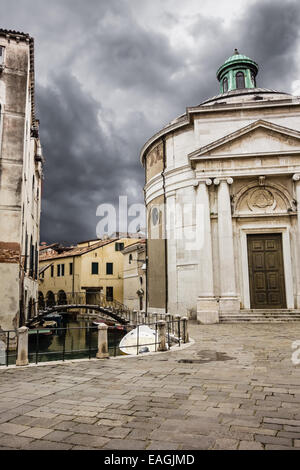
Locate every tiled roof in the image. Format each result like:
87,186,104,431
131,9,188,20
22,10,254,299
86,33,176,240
39,238,118,261
121,240,146,254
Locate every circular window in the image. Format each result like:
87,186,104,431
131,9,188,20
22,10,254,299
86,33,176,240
151,207,159,226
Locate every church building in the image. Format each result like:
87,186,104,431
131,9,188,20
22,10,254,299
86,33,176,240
141,50,300,323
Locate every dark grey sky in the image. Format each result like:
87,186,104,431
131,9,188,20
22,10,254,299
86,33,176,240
2,0,300,244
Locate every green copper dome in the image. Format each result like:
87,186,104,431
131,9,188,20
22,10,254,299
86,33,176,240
217,49,259,94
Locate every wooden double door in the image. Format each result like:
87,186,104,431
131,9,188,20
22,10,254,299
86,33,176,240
247,234,286,309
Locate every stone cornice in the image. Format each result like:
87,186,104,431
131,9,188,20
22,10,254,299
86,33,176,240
140,101,300,166
189,119,300,162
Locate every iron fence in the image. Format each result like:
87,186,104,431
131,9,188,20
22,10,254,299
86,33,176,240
0,317,188,366
0,330,17,367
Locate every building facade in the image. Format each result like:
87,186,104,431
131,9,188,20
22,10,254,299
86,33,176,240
39,238,140,307
0,30,43,332
141,50,300,322
122,240,146,311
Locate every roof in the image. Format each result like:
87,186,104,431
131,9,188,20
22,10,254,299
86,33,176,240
121,240,146,255
0,29,36,124
140,88,298,165
39,238,118,262
217,50,259,80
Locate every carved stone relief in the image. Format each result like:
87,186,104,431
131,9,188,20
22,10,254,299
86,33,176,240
235,184,292,215
248,188,276,212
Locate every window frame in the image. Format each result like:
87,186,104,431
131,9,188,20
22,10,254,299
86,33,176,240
106,262,113,275
91,262,99,275
236,71,245,89
106,286,113,301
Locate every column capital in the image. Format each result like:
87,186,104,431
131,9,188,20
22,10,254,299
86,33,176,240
293,174,300,182
214,177,233,186
195,178,213,187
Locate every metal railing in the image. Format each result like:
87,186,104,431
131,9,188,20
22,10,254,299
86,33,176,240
0,317,189,366
0,330,17,367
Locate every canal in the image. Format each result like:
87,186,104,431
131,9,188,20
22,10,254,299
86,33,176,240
3,314,127,366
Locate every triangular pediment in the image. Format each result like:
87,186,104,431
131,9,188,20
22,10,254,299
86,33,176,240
189,120,300,161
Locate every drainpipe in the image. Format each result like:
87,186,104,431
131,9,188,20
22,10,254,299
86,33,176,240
143,162,148,316
162,136,168,314
72,256,75,295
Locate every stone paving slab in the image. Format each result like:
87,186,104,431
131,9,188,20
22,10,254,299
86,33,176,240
0,323,300,450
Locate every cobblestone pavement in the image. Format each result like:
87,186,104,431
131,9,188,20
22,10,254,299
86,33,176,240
0,323,300,450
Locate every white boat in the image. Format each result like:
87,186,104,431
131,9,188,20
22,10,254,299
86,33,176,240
119,325,158,355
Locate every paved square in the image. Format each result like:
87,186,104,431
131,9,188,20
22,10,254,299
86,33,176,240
0,323,300,450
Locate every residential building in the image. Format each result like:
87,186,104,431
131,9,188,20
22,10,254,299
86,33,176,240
122,240,146,311
141,50,300,322
0,30,43,332
39,237,140,307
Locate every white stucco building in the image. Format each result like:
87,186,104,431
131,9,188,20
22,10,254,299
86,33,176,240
141,50,300,323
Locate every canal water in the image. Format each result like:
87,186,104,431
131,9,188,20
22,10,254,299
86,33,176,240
3,315,127,366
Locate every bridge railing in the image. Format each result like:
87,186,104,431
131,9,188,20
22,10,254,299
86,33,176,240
40,291,131,315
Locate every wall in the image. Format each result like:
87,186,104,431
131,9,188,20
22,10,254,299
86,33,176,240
0,34,42,331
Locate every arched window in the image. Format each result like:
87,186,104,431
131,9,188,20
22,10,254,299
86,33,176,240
236,72,245,89
46,291,55,307
223,77,228,93
251,73,256,87
38,292,45,310
58,290,67,305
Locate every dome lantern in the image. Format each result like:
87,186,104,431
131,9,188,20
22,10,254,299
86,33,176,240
217,50,259,94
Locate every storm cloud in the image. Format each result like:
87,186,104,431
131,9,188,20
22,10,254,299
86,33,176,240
1,0,300,243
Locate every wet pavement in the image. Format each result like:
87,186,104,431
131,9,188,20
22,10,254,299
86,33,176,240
0,322,300,450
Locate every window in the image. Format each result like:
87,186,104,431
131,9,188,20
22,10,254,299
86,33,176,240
51,265,54,277
129,254,133,264
24,231,28,273
29,236,34,277
106,287,113,301
92,262,99,275
251,73,256,87
34,244,38,280
69,263,73,275
61,264,65,277
57,265,61,277
115,242,125,252
0,46,4,66
236,71,245,89
106,263,113,275
223,77,228,93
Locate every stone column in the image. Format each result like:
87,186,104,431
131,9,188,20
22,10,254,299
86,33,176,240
16,327,29,367
293,174,300,308
157,320,167,351
214,177,240,313
96,323,109,359
182,317,189,343
196,178,219,323
166,191,177,315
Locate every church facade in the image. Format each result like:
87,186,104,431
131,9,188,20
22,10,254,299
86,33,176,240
141,51,300,322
